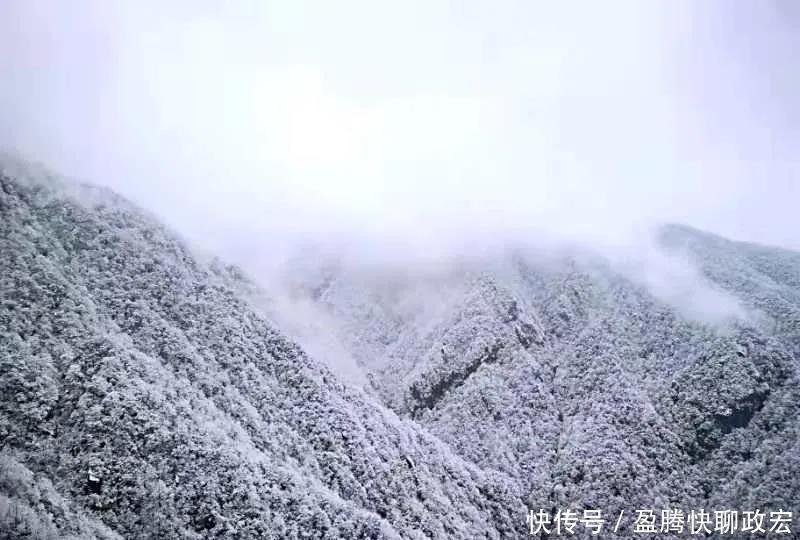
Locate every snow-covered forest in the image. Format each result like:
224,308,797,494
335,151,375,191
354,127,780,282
2,160,799,539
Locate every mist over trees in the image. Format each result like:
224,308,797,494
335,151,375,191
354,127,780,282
1,165,527,539
1,160,799,539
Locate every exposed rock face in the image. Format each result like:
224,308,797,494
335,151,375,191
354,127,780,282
2,161,799,539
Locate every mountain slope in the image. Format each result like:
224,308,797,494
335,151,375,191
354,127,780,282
0,164,526,539
2,159,799,540
281,233,800,537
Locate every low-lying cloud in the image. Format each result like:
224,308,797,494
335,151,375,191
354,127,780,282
1,0,798,271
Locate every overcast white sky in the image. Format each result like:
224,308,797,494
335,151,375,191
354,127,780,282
1,1,799,265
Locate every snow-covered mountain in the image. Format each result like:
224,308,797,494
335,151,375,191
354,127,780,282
0,164,524,539
2,161,799,539
269,228,800,537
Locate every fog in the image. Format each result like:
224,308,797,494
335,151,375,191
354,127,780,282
2,0,799,267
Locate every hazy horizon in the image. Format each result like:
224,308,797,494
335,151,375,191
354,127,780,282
2,1,799,268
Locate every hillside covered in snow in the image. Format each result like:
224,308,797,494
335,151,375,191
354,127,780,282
271,223,800,538
0,164,525,539
2,161,799,539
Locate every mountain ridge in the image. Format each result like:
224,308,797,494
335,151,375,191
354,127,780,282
1,164,526,539
2,161,799,539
